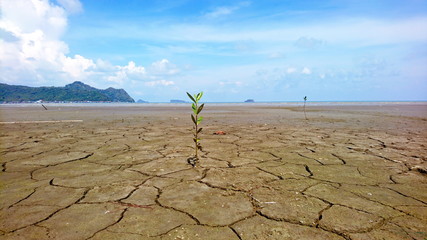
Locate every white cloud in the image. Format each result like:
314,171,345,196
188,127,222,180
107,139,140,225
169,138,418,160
145,80,175,87
205,7,235,18
0,0,179,89
56,0,83,14
268,52,284,59
302,67,311,74
287,67,297,74
106,61,147,84
149,59,179,75
123,61,147,75
0,0,67,39
219,81,243,86
204,1,250,18
62,54,95,78
132,17,427,47
294,36,324,49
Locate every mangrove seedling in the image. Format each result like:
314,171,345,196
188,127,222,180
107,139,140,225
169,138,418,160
303,96,308,120
187,91,204,166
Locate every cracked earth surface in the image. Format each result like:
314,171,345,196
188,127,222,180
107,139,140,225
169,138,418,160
1,103,426,239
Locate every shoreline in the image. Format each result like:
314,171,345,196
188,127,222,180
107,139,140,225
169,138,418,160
1,101,426,108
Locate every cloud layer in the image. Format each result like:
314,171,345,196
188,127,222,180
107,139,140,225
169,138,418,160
1,0,426,101
0,0,179,94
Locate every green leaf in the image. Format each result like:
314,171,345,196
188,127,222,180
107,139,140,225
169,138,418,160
197,103,204,114
197,127,203,133
197,116,203,124
197,92,204,101
187,92,196,103
192,103,197,114
191,114,197,124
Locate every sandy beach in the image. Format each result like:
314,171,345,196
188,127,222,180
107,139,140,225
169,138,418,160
1,103,426,239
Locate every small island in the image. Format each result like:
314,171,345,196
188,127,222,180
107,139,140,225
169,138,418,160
244,99,255,103
170,99,188,103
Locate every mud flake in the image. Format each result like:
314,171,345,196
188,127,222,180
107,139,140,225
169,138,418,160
202,167,278,191
349,221,424,240
0,178,44,209
164,167,205,181
91,230,161,240
197,157,230,168
162,225,239,240
16,185,85,207
0,205,59,232
382,183,427,204
159,181,254,226
392,171,427,184
272,151,318,165
31,160,113,181
54,169,146,188
81,183,135,203
296,150,343,165
391,215,427,240
256,163,311,179
319,205,383,233
252,187,328,225
239,150,279,162
38,203,123,240
305,183,402,218
396,206,427,221
2,225,49,240
143,177,178,189
108,205,195,237
232,215,344,240
309,165,379,185
130,158,190,176
94,150,163,165
4,159,44,172
122,186,158,206
29,151,91,166
341,185,425,206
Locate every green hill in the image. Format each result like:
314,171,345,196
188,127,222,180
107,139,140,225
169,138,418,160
0,81,135,102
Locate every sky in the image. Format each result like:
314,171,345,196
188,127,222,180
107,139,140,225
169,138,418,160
1,0,427,102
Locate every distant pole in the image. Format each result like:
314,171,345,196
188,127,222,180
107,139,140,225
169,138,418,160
303,96,307,120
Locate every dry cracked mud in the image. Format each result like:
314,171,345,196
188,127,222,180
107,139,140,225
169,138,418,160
1,103,426,239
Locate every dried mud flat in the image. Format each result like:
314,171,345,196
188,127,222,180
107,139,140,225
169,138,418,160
1,103,426,240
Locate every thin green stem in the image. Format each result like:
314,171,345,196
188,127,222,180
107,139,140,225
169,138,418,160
187,91,204,163
195,103,199,159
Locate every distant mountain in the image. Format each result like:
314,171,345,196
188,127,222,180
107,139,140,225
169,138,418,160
0,81,135,102
170,99,187,103
137,99,149,103
244,99,255,103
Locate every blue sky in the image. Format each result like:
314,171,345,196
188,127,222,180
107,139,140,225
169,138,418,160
1,0,427,102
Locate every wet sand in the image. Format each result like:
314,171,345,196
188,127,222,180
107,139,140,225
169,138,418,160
1,103,426,239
